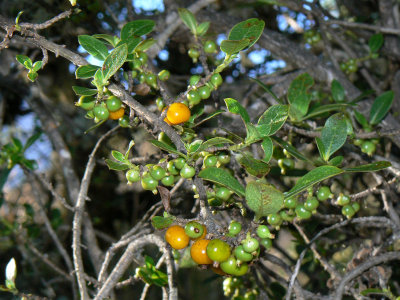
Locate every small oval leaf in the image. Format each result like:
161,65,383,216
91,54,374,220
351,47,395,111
369,91,394,125
198,167,245,197
245,181,283,218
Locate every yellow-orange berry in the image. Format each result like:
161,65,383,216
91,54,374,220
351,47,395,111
165,225,190,250
190,239,213,264
166,103,191,125
108,107,125,120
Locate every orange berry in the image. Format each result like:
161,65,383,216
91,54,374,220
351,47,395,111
108,107,125,120
166,103,191,125
165,225,190,250
190,239,213,264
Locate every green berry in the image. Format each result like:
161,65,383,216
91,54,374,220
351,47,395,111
352,202,360,212
188,48,200,59
119,115,130,127
216,187,232,202
203,155,218,168
337,193,350,206
174,158,186,170
93,105,109,120
141,174,158,191
353,139,363,146
106,96,122,112
156,97,165,111
138,52,148,65
267,213,282,227
228,221,242,236
220,256,248,276
187,89,201,105
198,85,211,99
184,221,204,239
126,169,140,183
77,96,95,110
167,161,179,175
204,40,217,53
317,186,332,201
280,210,295,222
295,205,312,219
158,69,170,81
360,141,376,156
189,75,201,86
342,205,356,218
304,197,319,211
146,73,157,87
161,175,175,186
150,166,167,180
180,164,195,179
260,238,272,250
210,73,223,88
206,239,231,262
218,153,230,165
284,197,297,209
234,245,253,262
256,225,272,239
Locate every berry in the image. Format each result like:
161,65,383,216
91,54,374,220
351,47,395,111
165,225,190,250
77,95,95,110
187,89,201,105
260,238,272,250
138,52,148,65
126,169,140,183
156,97,165,111
206,239,231,262
304,197,319,211
210,73,223,88
189,75,201,86
166,103,191,125
216,187,233,202
295,205,312,219
267,213,282,227
141,174,158,191
106,96,122,112
220,257,248,276
150,166,167,180
278,158,294,169
198,86,211,99
234,245,253,262
158,70,170,81
361,141,376,156
256,225,272,239
284,197,297,209
161,175,175,186
352,202,360,212
190,239,213,264
184,221,204,239
93,105,109,121
108,107,125,120
317,186,332,201
241,237,259,253
188,48,200,60
342,205,356,218
228,221,242,236
119,115,130,127
203,155,218,168
180,164,195,179
173,158,186,170
204,40,217,53
145,73,157,88
167,161,179,175
337,193,350,206
218,153,230,165
280,210,295,222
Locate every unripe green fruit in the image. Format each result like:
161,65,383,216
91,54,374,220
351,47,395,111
216,187,233,202
304,197,319,211
77,96,95,110
260,238,272,249
189,75,201,86
203,155,218,168
360,141,376,156
317,186,332,201
138,52,148,65
93,105,109,120
180,164,195,179
228,221,242,236
280,210,295,222
204,40,217,53
161,175,175,186
150,166,167,180
295,205,312,219
337,193,350,206
187,89,201,105
184,221,204,239
145,73,157,87
141,174,158,191
174,158,186,170
156,97,165,111
218,153,230,165
198,86,211,100
241,236,259,253
210,73,223,88
119,115,130,127
352,202,360,212
220,257,248,276
106,96,122,112
284,197,297,209
206,239,231,262
256,225,272,239
267,213,282,226
342,204,356,218
126,169,140,183
188,48,200,59
158,69,170,81
234,245,253,262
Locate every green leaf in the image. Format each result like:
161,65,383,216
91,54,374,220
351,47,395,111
102,44,128,82
121,20,155,39
245,181,283,219
287,73,314,120
193,110,224,127
368,33,384,53
199,167,245,197
92,69,106,89
257,105,288,136
105,159,130,171
116,36,141,53
318,113,348,161
188,103,205,123
149,140,186,158
329,156,343,166
32,61,43,72
16,55,32,69
220,39,250,55
27,71,38,82
284,166,344,199
151,215,175,230
343,161,391,172
250,77,283,104
72,86,98,96
178,8,197,35
369,91,394,125
196,22,210,36
93,34,120,47
12,138,23,152
302,103,350,120
135,38,156,52
75,65,100,79
331,79,345,102
228,18,265,49
111,150,127,163
195,137,234,154
349,89,375,104
235,152,270,177
78,35,109,61
224,98,250,123
245,123,262,144
23,131,41,151
187,140,203,153
361,288,387,296
354,110,369,129
261,137,273,163
271,136,313,163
